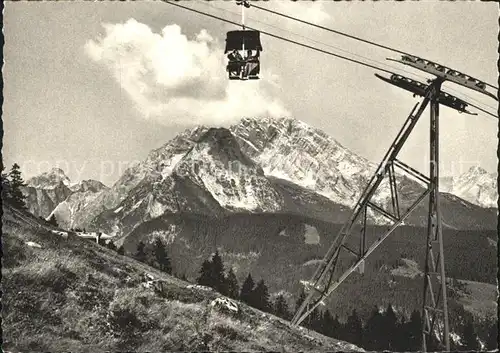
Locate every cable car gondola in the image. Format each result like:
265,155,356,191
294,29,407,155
225,1,262,80
225,30,262,80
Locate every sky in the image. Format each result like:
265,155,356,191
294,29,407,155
3,1,498,186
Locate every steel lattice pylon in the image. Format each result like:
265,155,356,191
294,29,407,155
290,78,451,351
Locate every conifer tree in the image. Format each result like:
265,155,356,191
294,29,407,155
292,288,320,330
309,307,322,332
273,294,290,320
210,251,228,295
384,304,398,350
225,268,239,299
153,238,172,274
331,314,342,339
486,320,498,350
253,279,271,312
8,163,27,210
117,245,125,255
240,273,255,306
1,166,11,202
335,314,348,342
295,288,306,312
461,319,480,351
197,260,213,287
345,309,363,346
321,309,335,336
408,309,422,351
394,313,409,352
363,307,385,350
292,288,325,330
47,214,59,227
134,241,147,263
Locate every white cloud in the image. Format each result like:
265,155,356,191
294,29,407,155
85,19,289,125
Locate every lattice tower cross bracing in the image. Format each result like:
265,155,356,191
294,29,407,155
290,78,451,351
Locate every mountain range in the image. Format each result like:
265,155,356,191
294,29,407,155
29,117,495,237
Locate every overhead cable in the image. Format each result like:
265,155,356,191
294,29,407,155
163,0,396,75
251,3,499,91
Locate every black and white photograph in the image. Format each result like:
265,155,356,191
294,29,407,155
1,0,498,351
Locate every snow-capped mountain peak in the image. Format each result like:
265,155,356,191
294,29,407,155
27,168,71,189
192,127,257,169
173,127,282,212
441,166,497,208
22,169,109,220
69,179,109,193
230,117,375,207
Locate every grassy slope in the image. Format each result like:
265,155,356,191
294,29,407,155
123,212,497,325
1,204,363,352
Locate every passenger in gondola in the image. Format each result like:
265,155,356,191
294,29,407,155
246,50,260,64
227,49,243,62
245,53,260,78
227,50,244,79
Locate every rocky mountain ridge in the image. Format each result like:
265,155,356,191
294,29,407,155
21,168,108,220
27,117,496,238
440,166,497,208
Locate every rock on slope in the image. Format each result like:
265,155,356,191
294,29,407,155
1,202,363,352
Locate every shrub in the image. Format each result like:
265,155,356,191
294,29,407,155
107,288,159,341
77,283,113,311
215,324,249,342
2,233,27,268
